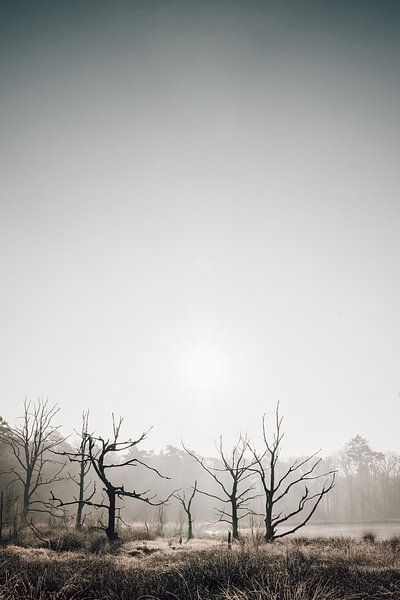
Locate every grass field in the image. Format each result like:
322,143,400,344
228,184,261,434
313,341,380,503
1,534,400,599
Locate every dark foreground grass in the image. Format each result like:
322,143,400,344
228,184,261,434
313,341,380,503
1,538,400,600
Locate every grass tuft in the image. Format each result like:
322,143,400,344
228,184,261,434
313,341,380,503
362,530,377,544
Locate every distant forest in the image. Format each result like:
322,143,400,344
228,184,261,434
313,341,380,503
1,401,399,540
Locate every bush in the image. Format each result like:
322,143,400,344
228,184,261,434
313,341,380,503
51,531,87,552
362,531,376,544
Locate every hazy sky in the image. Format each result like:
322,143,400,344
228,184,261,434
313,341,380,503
1,0,400,457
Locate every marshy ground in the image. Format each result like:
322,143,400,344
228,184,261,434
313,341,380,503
1,532,400,599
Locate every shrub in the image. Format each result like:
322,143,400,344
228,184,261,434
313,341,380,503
51,531,87,552
362,531,376,544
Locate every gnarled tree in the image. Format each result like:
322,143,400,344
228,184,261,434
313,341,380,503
183,435,257,540
248,403,336,542
52,415,175,540
0,399,66,523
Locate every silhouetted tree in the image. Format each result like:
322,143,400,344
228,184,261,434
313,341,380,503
183,435,257,540
248,403,336,542
0,400,66,523
52,415,175,540
174,480,197,540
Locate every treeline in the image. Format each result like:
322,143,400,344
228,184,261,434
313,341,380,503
0,401,399,543
325,435,400,522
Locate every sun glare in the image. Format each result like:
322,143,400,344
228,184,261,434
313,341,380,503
180,347,229,392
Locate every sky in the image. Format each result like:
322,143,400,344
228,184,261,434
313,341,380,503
1,0,400,457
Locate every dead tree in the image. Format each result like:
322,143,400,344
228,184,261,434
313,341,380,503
58,411,95,530
0,399,66,523
75,412,94,529
52,415,175,540
174,480,197,540
183,436,257,540
248,403,336,542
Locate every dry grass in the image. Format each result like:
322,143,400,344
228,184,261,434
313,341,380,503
0,536,400,599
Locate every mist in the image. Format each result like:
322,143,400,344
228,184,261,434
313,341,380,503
1,1,400,459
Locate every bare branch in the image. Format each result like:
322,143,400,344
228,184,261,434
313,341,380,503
183,435,257,539
250,403,337,541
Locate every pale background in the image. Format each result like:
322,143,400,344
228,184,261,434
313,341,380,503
1,1,399,456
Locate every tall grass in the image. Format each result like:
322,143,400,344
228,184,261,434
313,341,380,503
362,530,377,544
0,538,399,599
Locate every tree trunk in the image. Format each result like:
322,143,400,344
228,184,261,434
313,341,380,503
75,501,83,531
231,500,239,539
106,489,118,540
265,519,275,542
22,473,31,522
22,495,29,522
265,494,275,542
75,459,85,530
187,513,193,540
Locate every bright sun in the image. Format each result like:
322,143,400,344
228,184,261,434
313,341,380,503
180,347,228,392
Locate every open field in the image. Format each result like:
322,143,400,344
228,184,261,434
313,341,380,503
1,536,400,599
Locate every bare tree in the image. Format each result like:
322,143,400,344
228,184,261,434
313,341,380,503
174,480,197,540
0,399,66,523
75,411,94,530
52,415,175,540
58,411,95,530
183,436,257,540
248,403,336,542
